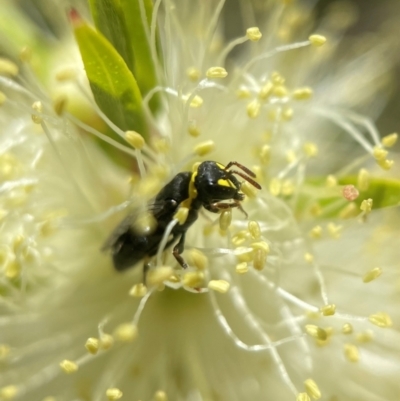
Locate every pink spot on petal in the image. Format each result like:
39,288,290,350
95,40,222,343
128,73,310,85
342,185,359,201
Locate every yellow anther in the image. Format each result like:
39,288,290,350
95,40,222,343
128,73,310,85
296,393,311,401
241,181,258,198
247,99,261,118
292,87,313,100
85,337,100,355
125,131,145,150
339,202,357,219
235,262,248,274
251,241,270,253
304,378,322,400
186,67,201,81
153,138,170,153
194,140,215,156
32,101,43,113
31,114,42,124
55,68,77,82
106,388,123,400
272,85,288,97
253,248,267,271
0,385,18,400
320,304,336,316
258,81,273,100
114,323,138,342
305,325,327,340
208,280,230,293
269,178,281,196
368,312,392,328
286,150,297,163
19,46,32,62
342,323,353,334
360,198,373,213
326,175,337,187
59,360,78,374
99,333,114,350
133,212,157,235
309,34,327,47
5,260,21,279
206,67,228,78
248,221,261,239
154,390,168,401
372,146,388,161
357,168,369,191
0,58,19,76
382,132,398,148
377,158,394,170
183,271,204,288
246,27,262,42
259,144,271,165
187,95,203,108
219,210,232,231
147,266,174,286
344,343,359,362
129,283,148,297
304,253,314,263
303,142,318,158
282,107,293,121
234,247,254,262
236,87,251,98
327,222,342,239
0,344,10,360
363,267,382,283
0,91,7,106
356,330,374,343
187,249,208,270
309,225,322,239
188,123,201,137
281,179,295,196
271,72,285,85
342,185,359,201
53,95,68,116
174,207,189,225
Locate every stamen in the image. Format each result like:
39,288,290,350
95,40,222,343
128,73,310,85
0,58,19,76
343,344,359,362
206,67,228,79
305,325,327,341
106,388,123,400
235,262,248,274
147,266,174,286
219,210,232,231
99,333,114,350
308,34,327,47
320,304,336,316
187,249,208,270
363,267,382,283
208,280,230,293
154,390,168,401
247,99,261,118
382,132,398,148
193,140,215,156
304,378,322,400
360,198,373,213
357,169,369,191
85,337,100,355
186,67,201,81
297,393,311,401
183,271,204,288
246,27,262,42
368,312,392,328
129,283,148,297
59,360,78,374
113,323,138,342
292,87,313,100
342,323,353,334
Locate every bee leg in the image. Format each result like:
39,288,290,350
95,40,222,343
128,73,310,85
172,233,188,269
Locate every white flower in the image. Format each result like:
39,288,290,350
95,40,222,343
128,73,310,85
0,1,400,401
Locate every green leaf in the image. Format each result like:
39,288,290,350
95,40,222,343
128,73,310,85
74,21,147,136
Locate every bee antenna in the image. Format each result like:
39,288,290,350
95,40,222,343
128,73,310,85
224,161,257,178
227,170,262,190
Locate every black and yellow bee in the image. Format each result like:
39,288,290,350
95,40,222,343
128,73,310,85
103,161,261,281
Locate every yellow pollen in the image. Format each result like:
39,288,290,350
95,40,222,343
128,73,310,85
269,178,281,196
235,262,248,274
363,267,382,283
236,87,251,98
247,99,261,118
282,107,293,121
59,360,78,374
133,212,157,235
186,67,201,81
147,266,174,286
183,271,204,288
356,330,374,343
296,393,311,401
0,385,18,400
342,323,353,334
339,203,357,219
0,91,7,105
320,304,336,316
106,388,123,400
206,66,228,78
208,280,230,293
259,144,271,165
258,81,273,100
309,34,327,47
32,100,43,113
129,283,148,297
344,343,360,362
304,253,314,263
174,207,189,225
272,85,288,98
246,27,262,41
305,325,327,340
154,390,168,401
114,323,138,342
372,146,388,161
382,132,398,148
194,140,215,156
85,337,100,355
271,72,285,85
31,114,42,124
187,249,208,270
251,241,270,253
125,130,145,149
309,225,322,239
304,378,322,400
188,123,201,137
0,58,19,76
235,247,254,262
241,181,258,198
99,333,114,350
360,198,373,213
281,179,295,196
326,175,337,187
292,87,313,100
327,223,342,239
219,210,232,231
55,68,77,82
368,312,392,328
303,142,318,158
253,248,267,271
248,220,261,239
377,158,394,170
183,95,203,108
357,168,369,191
19,46,32,62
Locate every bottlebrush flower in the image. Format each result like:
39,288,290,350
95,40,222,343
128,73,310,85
0,1,400,401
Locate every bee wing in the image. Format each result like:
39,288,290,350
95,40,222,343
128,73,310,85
101,213,136,251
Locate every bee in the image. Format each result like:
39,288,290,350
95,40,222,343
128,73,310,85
103,161,261,282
